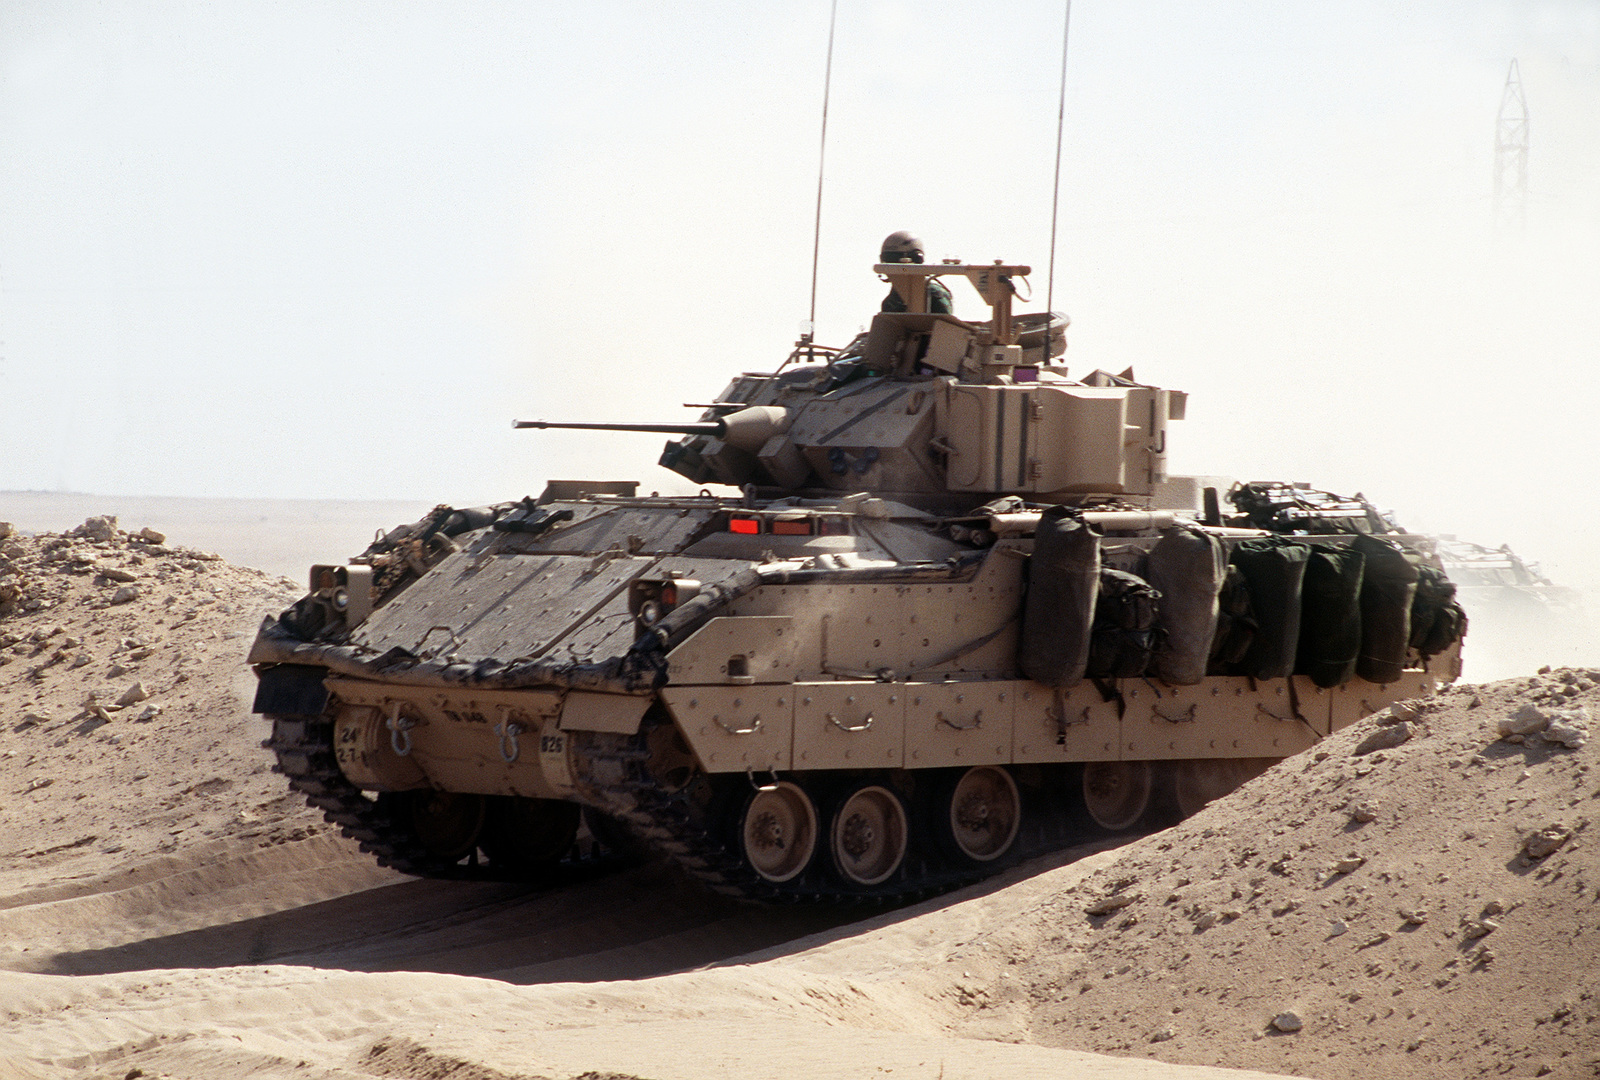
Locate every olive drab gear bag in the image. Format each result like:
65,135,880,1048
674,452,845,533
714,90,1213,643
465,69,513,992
1410,563,1467,660
1351,533,1421,684
1086,568,1161,679
1228,537,1310,680
1208,565,1257,673
1295,543,1365,689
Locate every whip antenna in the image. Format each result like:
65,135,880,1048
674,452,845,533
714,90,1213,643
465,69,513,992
1046,0,1073,314
805,0,840,344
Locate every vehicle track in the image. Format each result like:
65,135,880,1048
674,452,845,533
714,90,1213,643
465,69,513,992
270,700,1110,905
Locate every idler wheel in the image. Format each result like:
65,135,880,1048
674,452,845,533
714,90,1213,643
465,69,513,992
1081,761,1152,832
740,781,818,884
943,766,1021,864
829,785,909,886
479,796,580,873
396,789,486,861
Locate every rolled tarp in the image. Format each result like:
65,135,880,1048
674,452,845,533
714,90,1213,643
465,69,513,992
1020,506,1101,687
1147,525,1224,685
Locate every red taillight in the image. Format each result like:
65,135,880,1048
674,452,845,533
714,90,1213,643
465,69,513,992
729,517,760,535
660,582,678,606
771,519,812,536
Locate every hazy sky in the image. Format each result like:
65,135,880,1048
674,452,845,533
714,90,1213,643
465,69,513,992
2,1,1598,582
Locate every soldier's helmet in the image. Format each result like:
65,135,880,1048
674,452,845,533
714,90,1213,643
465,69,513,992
879,231,925,264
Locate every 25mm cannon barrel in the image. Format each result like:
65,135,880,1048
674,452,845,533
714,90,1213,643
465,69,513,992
514,405,792,453
513,420,725,436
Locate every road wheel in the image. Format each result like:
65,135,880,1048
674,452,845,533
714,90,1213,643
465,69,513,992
740,781,818,884
942,766,1022,864
830,785,909,886
1082,761,1152,832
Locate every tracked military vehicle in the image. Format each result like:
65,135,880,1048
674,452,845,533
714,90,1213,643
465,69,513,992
250,258,1466,902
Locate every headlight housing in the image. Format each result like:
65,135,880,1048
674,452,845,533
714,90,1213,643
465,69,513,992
308,564,373,627
628,576,701,631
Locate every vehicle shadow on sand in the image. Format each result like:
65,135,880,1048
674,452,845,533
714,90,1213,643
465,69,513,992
26,839,1130,984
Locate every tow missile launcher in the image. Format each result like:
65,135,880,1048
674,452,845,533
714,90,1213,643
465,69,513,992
249,258,1465,902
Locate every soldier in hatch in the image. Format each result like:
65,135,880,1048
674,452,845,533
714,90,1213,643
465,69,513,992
878,231,954,314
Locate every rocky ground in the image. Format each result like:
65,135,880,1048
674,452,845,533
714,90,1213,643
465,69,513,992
0,515,1595,1080
935,678,1597,1079
0,515,321,896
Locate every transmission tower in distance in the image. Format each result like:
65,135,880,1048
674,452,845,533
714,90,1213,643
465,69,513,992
1493,58,1528,232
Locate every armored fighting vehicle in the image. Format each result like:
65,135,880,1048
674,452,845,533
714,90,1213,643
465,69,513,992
250,258,1465,902
1435,537,1581,615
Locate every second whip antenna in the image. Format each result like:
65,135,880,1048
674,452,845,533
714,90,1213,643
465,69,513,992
804,0,840,347
1046,0,1073,314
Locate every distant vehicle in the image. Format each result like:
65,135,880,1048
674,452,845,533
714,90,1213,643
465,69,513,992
1434,537,1581,614
249,258,1464,902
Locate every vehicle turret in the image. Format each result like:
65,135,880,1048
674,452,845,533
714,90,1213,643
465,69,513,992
520,261,1184,508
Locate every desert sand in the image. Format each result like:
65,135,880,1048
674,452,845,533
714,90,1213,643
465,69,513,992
0,516,1594,1080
